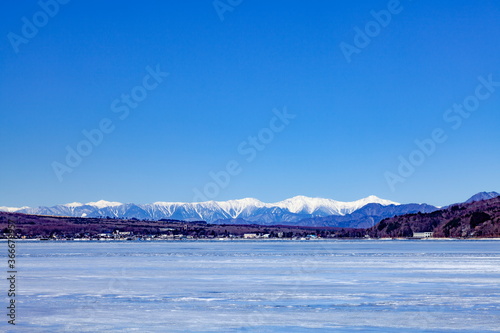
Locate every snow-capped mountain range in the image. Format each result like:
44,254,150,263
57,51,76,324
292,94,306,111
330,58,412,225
2,192,496,227
1,195,399,224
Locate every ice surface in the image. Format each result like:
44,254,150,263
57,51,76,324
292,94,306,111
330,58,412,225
1,240,499,332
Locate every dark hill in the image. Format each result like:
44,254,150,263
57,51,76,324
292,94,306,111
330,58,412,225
368,196,500,238
0,212,355,239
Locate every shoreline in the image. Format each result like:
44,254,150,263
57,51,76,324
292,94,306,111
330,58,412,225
2,237,500,242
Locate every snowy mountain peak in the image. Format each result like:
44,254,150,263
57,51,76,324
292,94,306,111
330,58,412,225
216,198,267,207
63,202,84,208
273,195,398,215
85,200,123,209
214,198,268,218
465,192,500,204
274,196,338,214
0,206,29,212
355,195,399,206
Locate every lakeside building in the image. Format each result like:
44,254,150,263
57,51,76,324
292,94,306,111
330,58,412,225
412,232,434,239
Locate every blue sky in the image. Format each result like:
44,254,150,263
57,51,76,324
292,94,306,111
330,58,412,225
1,0,499,207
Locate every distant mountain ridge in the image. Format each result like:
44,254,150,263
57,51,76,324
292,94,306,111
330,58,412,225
0,195,398,224
0,192,496,228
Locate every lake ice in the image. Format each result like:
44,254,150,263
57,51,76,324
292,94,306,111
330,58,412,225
2,240,500,332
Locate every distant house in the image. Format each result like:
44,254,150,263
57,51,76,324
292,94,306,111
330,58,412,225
244,233,258,239
412,232,433,238
114,231,132,237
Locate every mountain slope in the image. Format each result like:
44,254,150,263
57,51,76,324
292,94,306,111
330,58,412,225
368,196,500,238
465,191,500,203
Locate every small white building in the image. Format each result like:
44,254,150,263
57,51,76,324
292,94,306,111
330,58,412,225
113,231,132,238
244,233,258,239
413,232,433,238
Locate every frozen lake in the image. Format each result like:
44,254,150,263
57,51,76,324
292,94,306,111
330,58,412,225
2,240,500,332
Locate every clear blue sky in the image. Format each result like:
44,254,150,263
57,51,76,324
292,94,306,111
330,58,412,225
1,0,499,207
